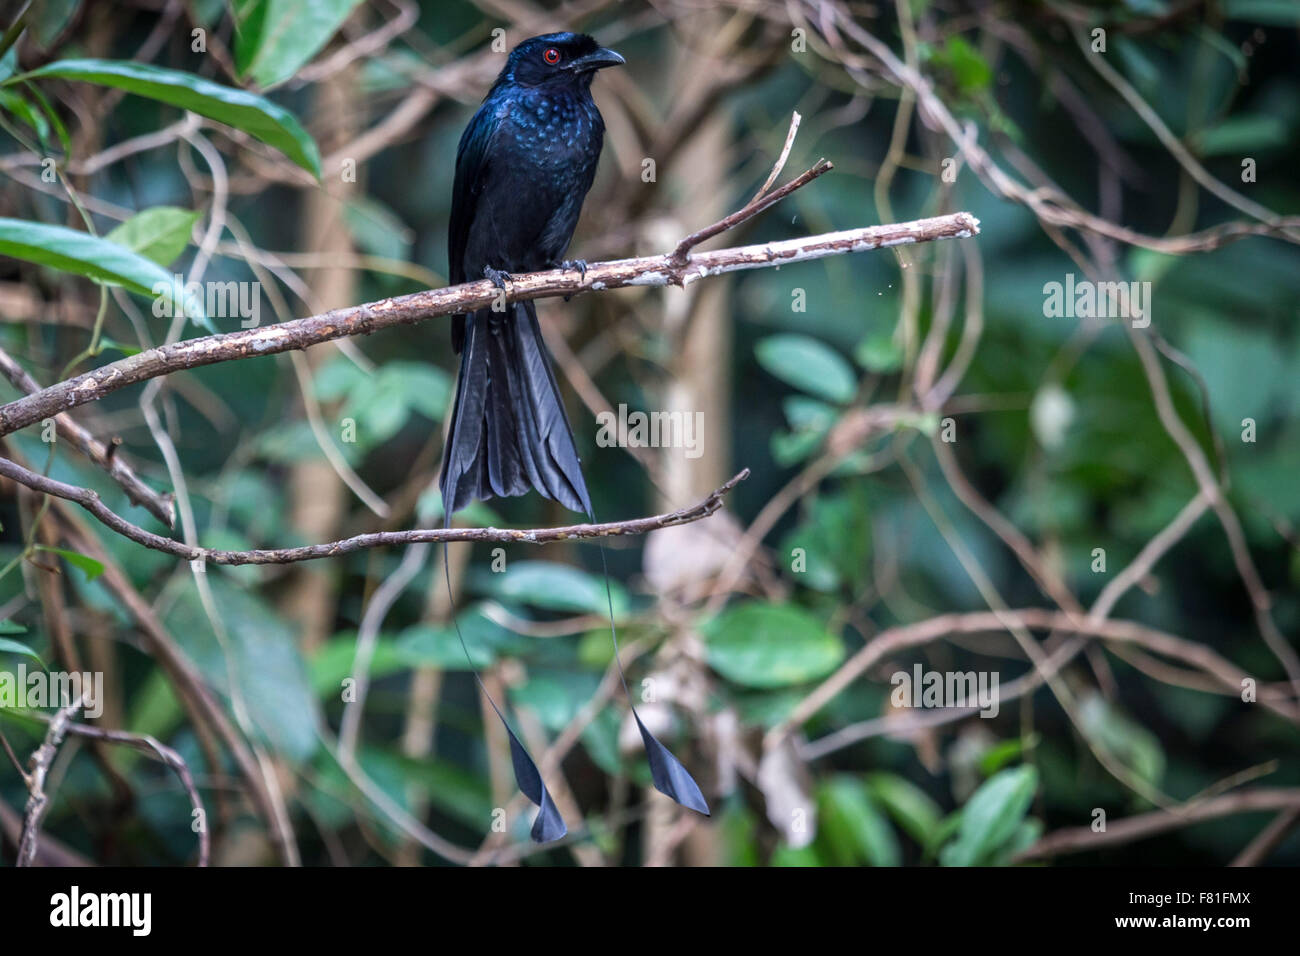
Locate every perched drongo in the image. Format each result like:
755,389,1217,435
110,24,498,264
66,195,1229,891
440,32,624,516
438,34,710,838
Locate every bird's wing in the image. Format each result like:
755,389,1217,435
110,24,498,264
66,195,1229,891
448,100,501,353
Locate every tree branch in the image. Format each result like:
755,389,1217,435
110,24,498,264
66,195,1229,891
56,720,209,867
17,694,82,868
0,456,749,565
1016,788,1300,861
0,346,175,527
670,158,833,263
770,607,1299,751
0,213,979,439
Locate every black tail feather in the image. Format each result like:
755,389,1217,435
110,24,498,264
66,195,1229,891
440,302,708,825
441,302,590,516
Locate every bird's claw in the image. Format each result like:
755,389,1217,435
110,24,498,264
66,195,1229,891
561,258,588,281
483,266,513,290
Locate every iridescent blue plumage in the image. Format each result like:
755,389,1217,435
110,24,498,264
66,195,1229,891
443,33,621,515
439,34,710,842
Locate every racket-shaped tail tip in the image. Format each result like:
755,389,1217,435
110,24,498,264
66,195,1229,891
634,710,711,816
505,725,569,842
530,787,568,843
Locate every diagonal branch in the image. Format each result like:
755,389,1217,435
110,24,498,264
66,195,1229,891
17,694,82,868
0,346,175,527
56,720,209,867
671,158,833,263
0,213,979,439
1016,788,1300,861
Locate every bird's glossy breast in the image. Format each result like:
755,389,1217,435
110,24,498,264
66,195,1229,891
500,92,602,183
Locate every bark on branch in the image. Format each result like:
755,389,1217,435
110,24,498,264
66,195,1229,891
0,455,748,566
17,695,82,867
0,346,175,527
1015,787,1300,861
0,212,980,440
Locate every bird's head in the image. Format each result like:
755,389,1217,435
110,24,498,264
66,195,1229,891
499,33,625,89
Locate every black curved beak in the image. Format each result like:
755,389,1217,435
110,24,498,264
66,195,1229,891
566,47,625,72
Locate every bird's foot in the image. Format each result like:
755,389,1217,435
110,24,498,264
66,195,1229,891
559,259,587,300
483,266,513,290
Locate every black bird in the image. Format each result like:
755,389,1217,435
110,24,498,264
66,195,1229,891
440,32,623,516
438,34,710,841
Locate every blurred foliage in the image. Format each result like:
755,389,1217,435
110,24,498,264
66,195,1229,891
0,0,1298,867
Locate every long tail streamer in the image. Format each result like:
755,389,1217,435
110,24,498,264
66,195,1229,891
588,503,710,816
441,530,566,843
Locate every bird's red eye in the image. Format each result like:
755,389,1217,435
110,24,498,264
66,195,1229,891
543,47,561,64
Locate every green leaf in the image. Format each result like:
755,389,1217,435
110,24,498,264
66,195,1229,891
1079,694,1165,787
395,754,494,829
773,396,837,465
235,0,365,89
865,772,943,845
488,561,628,616
978,736,1036,777
924,810,964,861
0,637,43,664
854,331,903,373
308,632,407,697
0,89,50,147
0,619,27,634
0,218,208,326
32,0,80,50
342,197,413,262
190,0,227,28
931,36,992,93
15,59,320,176
106,206,200,267
819,776,901,866
580,706,623,775
513,673,600,732
781,488,873,593
1195,114,1288,157
1222,0,1300,25
20,82,71,156
35,545,103,581
164,577,319,762
316,358,451,447
771,428,824,466
940,765,1038,866
701,602,844,688
989,817,1043,865
756,334,857,403
366,363,451,427
770,843,820,867
394,622,493,670
783,396,837,432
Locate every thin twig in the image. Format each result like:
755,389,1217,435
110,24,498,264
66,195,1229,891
17,694,83,867
1016,788,1300,861
671,158,833,264
0,457,749,565
775,607,1299,750
55,720,210,867
0,346,175,527
1231,807,1300,867
746,110,801,204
